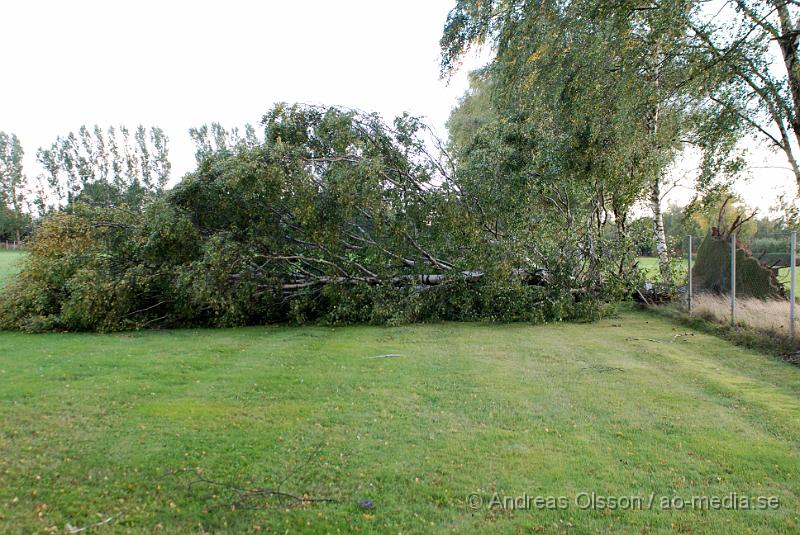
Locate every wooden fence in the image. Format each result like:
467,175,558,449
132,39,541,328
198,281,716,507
0,241,24,250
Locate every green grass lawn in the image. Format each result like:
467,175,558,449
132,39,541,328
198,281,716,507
778,266,800,288
1,310,799,533
0,250,24,286
638,256,688,281
637,256,661,278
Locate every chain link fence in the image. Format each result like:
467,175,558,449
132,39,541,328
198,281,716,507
682,231,798,342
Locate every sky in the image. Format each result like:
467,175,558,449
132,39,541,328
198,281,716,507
0,0,483,180
0,0,794,215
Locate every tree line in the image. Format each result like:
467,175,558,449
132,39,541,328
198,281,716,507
0,125,170,242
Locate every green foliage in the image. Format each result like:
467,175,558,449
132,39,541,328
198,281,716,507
442,0,748,287
681,1,800,190
0,205,32,242
0,212,96,331
630,218,656,257
0,132,29,241
445,68,497,154
750,237,791,268
35,124,171,213
1,104,637,332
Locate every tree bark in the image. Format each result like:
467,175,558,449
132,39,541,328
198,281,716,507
647,47,670,284
773,1,800,140
650,177,670,284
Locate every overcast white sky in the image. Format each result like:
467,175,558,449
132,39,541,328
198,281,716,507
0,1,482,178
0,0,793,214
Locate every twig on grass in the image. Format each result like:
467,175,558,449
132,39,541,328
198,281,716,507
187,475,341,509
581,365,625,373
625,332,695,344
367,353,404,359
65,511,126,533
168,444,342,512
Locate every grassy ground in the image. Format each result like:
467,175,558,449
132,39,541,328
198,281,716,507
0,309,799,533
0,250,24,286
637,256,661,278
778,266,800,288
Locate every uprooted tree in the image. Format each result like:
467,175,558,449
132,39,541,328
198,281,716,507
692,199,784,299
0,104,643,332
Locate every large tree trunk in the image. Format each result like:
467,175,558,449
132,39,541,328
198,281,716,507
771,1,800,190
646,52,670,284
650,177,670,284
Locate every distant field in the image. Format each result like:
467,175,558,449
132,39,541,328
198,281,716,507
778,266,800,288
637,256,689,281
639,256,800,290
637,256,661,278
0,250,24,286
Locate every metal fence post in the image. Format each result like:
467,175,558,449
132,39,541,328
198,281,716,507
730,233,736,328
791,231,796,342
688,235,693,316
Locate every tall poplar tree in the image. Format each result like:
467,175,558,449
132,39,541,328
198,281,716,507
0,132,27,242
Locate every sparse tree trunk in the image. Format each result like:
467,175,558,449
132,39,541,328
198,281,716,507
772,1,800,192
647,52,670,285
650,177,670,284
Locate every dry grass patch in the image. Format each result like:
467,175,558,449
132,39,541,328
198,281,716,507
693,293,798,339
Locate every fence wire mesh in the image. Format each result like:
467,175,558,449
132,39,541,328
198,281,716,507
682,232,798,342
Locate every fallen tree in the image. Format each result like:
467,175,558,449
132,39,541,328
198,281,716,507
1,104,639,331
692,200,784,299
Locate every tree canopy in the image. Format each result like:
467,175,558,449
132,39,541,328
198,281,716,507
1,1,795,331
441,0,746,283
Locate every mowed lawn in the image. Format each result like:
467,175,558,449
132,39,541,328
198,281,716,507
0,264,799,532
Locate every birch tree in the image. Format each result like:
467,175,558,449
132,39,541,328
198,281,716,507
440,0,738,284
682,1,800,191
